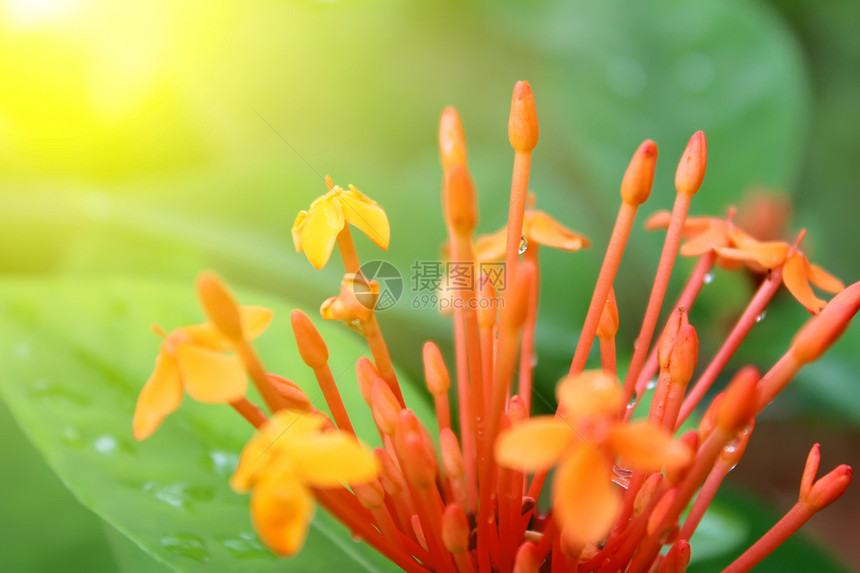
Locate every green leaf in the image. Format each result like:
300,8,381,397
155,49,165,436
0,278,433,572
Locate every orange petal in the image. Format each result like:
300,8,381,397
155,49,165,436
132,350,183,440
289,433,379,487
784,253,827,314
250,472,315,557
607,421,692,472
495,417,573,472
473,227,507,262
301,198,345,269
727,226,760,249
175,342,247,404
644,210,672,231
679,224,728,257
808,263,845,294
526,210,590,251
339,185,390,250
556,371,622,421
715,241,789,270
553,446,620,545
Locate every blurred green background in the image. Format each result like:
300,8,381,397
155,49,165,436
1,0,858,571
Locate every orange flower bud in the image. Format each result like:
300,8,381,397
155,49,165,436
394,410,438,489
792,281,860,364
800,444,853,510
658,309,698,387
508,81,539,153
596,288,619,340
675,131,707,196
443,164,478,236
423,341,450,396
290,310,329,369
375,448,405,497
658,540,691,573
719,421,754,469
266,374,312,412
513,541,542,573
411,515,427,550
648,489,677,538
353,479,385,509
508,395,529,426
439,107,467,171
477,277,498,330
620,139,658,206
717,366,759,434
440,428,465,479
196,271,244,341
371,379,401,435
635,472,663,516
441,504,470,554
355,356,379,406
698,392,722,440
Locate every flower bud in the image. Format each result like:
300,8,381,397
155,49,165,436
648,489,677,538
266,374,312,412
635,472,663,516
394,410,438,489
717,366,759,434
675,131,707,196
196,271,244,341
439,107,467,171
596,288,619,340
621,139,658,206
423,341,450,396
508,395,529,426
509,81,539,153
659,540,691,573
441,504,470,554
443,164,478,236
371,379,401,435
477,276,497,330
513,541,541,573
353,479,385,510
375,448,405,497
658,308,698,387
804,465,853,510
440,428,465,479
355,357,379,406
290,309,329,368
792,281,860,364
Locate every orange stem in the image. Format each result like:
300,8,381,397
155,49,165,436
722,503,813,573
229,397,267,428
504,150,532,275
311,364,356,436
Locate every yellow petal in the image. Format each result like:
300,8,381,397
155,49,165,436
240,306,274,340
783,253,827,314
250,472,315,557
808,263,844,294
132,350,183,440
301,199,345,269
232,411,328,491
556,371,622,421
339,185,390,250
526,211,590,251
182,323,231,351
292,210,308,252
553,446,620,545
495,417,573,472
288,433,379,487
175,342,247,404
473,227,507,262
607,421,692,472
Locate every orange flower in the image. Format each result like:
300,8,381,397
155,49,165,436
645,210,741,268
132,306,272,440
474,195,589,262
716,229,844,313
230,411,378,556
495,371,691,546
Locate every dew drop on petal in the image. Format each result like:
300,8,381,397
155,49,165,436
755,311,767,323
94,435,118,455
519,235,528,254
703,272,714,285
646,378,657,390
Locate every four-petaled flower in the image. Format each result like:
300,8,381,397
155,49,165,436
292,177,390,270
132,306,272,440
496,371,691,546
230,410,379,556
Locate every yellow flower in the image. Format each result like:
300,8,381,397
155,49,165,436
230,411,379,557
292,178,390,270
495,371,691,546
132,306,272,441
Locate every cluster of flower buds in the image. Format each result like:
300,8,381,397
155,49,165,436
134,81,857,572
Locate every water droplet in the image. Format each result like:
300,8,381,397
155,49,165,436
755,311,767,323
220,534,275,560
518,235,528,254
646,378,657,390
161,534,209,562
144,482,214,510
94,435,118,454
203,450,239,476
703,272,714,285
627,392,639,408
612,465,632,489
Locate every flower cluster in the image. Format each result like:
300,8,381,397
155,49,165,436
133,82,856,572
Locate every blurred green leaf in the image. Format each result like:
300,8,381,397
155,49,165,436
0,278,432,571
